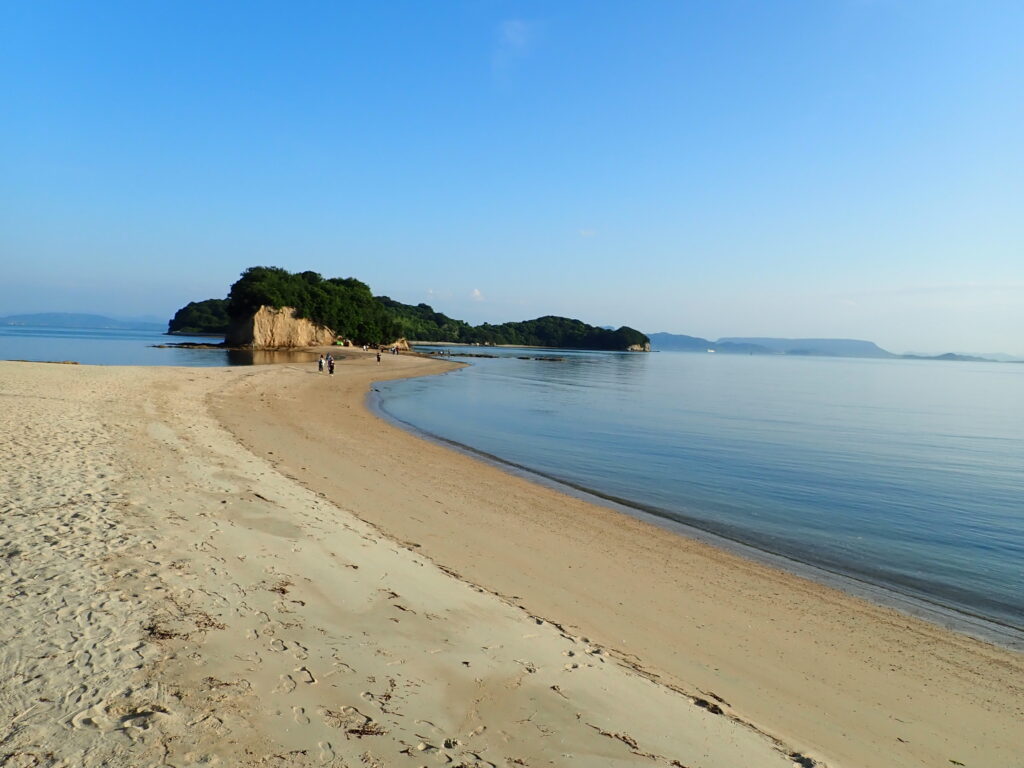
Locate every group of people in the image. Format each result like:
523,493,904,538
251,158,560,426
319,345,399,373
318,353,335,375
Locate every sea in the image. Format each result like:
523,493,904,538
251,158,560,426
375,346,1024,646
0,325,318,366
4,325,1022,646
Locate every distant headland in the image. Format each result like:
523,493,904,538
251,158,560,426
168,266,651,352
648,332,1020,362
0,312,164,332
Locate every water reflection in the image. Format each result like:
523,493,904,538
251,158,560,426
0,325,337,367
226,348,323,365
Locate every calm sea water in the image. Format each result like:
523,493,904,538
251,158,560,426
0,325,318,366
377,348,1024,636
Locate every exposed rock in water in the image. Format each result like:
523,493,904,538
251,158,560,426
226,305,335,349
627,342,652,352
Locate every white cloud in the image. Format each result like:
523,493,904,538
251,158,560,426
470,288,485,302
501,20,531,49
493,19,538,73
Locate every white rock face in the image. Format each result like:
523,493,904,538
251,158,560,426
227,305,335,348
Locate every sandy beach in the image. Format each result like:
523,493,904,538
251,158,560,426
2,355,1022,767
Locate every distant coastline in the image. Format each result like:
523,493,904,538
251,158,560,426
0,312,164,332
4,313,1020,362
649,331,1021,362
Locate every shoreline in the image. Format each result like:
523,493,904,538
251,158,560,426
3,355,1022,767
368,384,1024,652
213,352,1024,768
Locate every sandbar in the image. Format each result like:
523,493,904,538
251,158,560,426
1,356,1021,767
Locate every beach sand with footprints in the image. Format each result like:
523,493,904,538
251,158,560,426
1,354,1021,767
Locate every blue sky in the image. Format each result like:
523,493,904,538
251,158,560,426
2,1,1022,353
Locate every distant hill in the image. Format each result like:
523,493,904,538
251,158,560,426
900,352,992,362
964,352,1023,362
904,351,1021,362
718,337,894,358
649,333,895,358
0,312,164,331
383,297,648,350
647,332,714,352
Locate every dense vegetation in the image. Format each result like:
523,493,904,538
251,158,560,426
167,299,230,334
376,297,474,342
170,266,649,349
227,267,400,344
381,299,648,349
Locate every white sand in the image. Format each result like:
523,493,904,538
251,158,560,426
1,361,798,766
2,357,1021,767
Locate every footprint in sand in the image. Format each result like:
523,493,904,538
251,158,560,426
274,674,297,694
317,741,335,764
324,659,355,678
70,708,101,730
292,705,310,725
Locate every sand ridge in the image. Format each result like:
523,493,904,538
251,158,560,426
1,360,804,766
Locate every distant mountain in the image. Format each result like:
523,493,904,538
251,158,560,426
648,333,894,358
900,352,992,363
647,332,713,352
904,351,1022,362
0,312,165,331
966,352,1024,362
718,337,894,358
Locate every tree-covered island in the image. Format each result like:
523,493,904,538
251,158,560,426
167,299,230,335
169,266,650,351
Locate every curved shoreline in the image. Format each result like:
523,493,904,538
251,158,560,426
369,379,1024,650
210,352,1024,768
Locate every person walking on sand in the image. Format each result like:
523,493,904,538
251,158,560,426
318,354,324,373
328,357,335,375
376,351,382,365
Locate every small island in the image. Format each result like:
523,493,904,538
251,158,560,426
169,266,651,352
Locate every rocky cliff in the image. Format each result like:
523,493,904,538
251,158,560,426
226,305,336,349
627,342,652,352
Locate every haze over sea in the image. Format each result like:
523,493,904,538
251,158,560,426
378,347,1024,637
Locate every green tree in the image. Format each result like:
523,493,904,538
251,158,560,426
167,298,230,334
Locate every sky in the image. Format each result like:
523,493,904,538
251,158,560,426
2,1,1022,354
